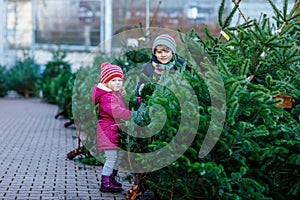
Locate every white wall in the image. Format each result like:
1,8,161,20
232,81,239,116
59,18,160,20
7,1,32,46
25,49,95,72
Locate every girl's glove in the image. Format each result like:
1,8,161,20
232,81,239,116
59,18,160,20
133,103,150,127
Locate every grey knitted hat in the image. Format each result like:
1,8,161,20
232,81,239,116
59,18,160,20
152,34,177,54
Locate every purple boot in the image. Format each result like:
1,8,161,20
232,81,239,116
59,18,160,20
111,170,122,187
100,175,122,193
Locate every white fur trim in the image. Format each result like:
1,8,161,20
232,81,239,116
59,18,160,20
97,83,112,91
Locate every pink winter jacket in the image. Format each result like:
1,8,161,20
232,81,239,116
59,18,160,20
92,83,131,150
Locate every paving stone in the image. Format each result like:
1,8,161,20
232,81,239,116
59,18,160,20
0,99,130,199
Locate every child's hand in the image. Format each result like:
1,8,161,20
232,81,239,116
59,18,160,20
133,103,150,127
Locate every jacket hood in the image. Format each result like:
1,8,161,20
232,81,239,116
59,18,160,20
92,83,112,104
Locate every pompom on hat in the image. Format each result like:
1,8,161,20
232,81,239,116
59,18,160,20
152,34,177,54
100,62,124,84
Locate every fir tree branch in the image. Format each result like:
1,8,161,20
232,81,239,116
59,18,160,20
240,59,249,77
218,58,231,77
268,0,284,20
170,175,174,200
127,137,134,171
271,80,296,91
250,49,259,74
218,0,226,27
248,106,263,123
238,40,247,58
223,2,239,28
258,14,270,30
244,130,269,138
287,11,300,21
215,0,242,51
232,0,248,23
204,26,216,42
288,0,300,21
256,55,295,76
283,0,289,20
253,21,266,41
150,0,162,27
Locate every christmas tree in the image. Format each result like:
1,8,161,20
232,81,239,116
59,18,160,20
122,0,300,199
70,0,299,198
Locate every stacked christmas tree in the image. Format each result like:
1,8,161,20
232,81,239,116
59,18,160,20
121,0,300,199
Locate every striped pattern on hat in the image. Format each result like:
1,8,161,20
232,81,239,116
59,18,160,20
152,34,177,54
100,62,124,84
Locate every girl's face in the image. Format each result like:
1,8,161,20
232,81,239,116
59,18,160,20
154,45,173,64
107,77,123,92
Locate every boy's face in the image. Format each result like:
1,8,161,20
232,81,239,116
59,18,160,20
107,77,123,92
154,45,173,64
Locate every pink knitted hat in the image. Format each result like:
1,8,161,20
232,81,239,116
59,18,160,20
100,62,124,84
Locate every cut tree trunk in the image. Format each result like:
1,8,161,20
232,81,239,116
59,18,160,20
25,90,31,98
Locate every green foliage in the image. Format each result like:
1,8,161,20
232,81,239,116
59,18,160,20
219,0,239,29
74,156,103,166
70,2,299,198
5,52,41,98
113,47,150,74
0,66,7,97
56,72,76,120
73,149,104,166
39,49,73,105
119,1,300,199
